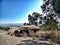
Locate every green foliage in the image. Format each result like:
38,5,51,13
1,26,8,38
57,28,60,31
23,23,27,25
27,0,59,31
52,0,60,13
0,27,10,31
42,19,58,31
28,12,42,26
40,0,59,30
23,23,30,26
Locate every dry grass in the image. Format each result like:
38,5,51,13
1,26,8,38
29,32,35,37
0,30,3,33
50,30,60,39
35,30,51,37
0,30,60,45
7,27,18,36
35,30,60,38
29,30,35,37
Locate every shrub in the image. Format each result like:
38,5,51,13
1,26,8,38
29,30,35,37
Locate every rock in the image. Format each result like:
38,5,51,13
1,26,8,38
17,38,51,45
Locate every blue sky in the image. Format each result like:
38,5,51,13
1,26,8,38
0,0,43,23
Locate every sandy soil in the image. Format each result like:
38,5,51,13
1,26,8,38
0,31,32,45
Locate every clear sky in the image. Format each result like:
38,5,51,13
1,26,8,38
0,0,43,24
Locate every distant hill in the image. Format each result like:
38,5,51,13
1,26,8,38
0,23,23,27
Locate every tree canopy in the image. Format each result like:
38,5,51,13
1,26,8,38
24,0,60,30
52,0,60,14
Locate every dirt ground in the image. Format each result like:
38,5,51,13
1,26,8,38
0,31,32,45
0,30,59,45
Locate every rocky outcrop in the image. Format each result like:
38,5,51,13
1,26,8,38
17,38,51,45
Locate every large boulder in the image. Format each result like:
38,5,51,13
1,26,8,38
22,25,40,32
23,25,40,29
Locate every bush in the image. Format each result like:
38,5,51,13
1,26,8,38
49,30,60,44
0,26,10,31
29,30,35,37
